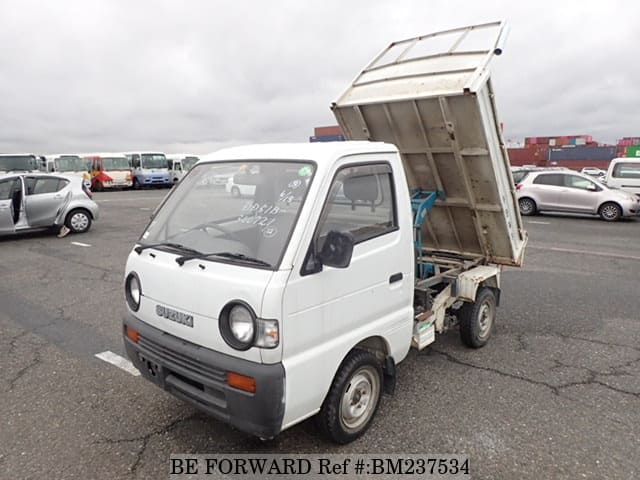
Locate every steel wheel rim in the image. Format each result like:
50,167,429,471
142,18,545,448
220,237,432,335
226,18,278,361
70,212,89,231
602,205,618,220
477,300,494,340
340,367,379,433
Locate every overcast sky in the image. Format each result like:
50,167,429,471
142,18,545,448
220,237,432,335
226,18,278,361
1,0,638,154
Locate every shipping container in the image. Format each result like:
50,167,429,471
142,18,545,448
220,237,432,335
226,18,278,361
626,145,640,157
507,146,549,166
549,146,616,161
313,125,343,137
309,134,345,142
550,159,611,170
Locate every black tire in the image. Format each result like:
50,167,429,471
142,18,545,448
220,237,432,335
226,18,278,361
317,350,383,444
518,197,537,216
65,209,92,233
133,178,140,190
231,186,240,197
459,287,496,348
598,202,622,222
93,181,103,192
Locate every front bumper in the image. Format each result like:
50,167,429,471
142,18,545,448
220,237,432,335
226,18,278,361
122,314,285,438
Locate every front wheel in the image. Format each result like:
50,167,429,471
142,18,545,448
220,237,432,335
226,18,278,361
598,202,622,222
459,287,496,348
231,186,240,197
65,209,92,233
133,178,140,190
317,350,383,444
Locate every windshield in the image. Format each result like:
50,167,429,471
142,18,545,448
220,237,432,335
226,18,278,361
0,155,39,172
102,157,130,170
183,156,198,171
141,154,168,169
55,156,87,172
140,161,316,269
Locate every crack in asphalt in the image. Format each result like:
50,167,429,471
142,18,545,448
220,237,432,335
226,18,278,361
93,414,198,475
554,332,640,353
7,344,43,391
432,350,640,400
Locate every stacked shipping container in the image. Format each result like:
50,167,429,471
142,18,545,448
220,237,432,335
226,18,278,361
310,125,345,142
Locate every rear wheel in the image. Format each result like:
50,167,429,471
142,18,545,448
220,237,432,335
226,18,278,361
65,209,92,233
459,287,496,348
317,350,383,444
518,197,537,216
231,186,240,197
598,202,621,222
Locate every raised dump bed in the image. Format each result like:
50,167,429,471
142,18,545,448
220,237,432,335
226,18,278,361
332,21,526,266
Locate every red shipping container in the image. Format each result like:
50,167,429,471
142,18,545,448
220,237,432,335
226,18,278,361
314,125,343,137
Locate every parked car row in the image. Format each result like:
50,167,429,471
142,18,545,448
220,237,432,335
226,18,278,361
0,152,203,193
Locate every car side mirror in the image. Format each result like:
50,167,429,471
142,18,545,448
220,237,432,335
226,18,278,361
318,230,355,269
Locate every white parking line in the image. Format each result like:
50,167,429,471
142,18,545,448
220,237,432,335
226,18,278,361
527,221,550,225
95,351,140,376
139,207,152,211
71,241,92,247
528,245,640,261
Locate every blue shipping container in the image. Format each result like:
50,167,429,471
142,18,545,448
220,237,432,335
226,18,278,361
549,146,616,161
309,135,345,142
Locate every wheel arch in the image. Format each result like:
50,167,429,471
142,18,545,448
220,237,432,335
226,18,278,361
597,200,623,217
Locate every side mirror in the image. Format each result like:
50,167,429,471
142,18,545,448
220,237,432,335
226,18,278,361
318,231,354,269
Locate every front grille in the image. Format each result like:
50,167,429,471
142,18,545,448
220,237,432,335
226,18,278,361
138,334,227,387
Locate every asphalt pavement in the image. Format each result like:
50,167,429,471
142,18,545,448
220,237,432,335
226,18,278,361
1,189,639,479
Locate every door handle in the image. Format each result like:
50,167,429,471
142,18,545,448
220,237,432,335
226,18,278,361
389,272,403,284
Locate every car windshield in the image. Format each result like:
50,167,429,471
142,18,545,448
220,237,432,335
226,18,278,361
102,157,130,170
0,155,39,172
140,160,316,269
55,156,87,172
141,154,168,169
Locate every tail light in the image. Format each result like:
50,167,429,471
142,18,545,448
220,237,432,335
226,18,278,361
82,183,93,199
516,184,523,190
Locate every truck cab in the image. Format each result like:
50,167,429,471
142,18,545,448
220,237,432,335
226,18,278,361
167,154,199,183
124,143,415,440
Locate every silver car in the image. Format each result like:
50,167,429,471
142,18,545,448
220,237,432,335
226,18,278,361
0,173,99,235
516,170,640,221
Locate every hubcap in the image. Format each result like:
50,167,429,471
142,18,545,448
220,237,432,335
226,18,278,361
477,300,494,340
70,212,89,231
340,367,379,433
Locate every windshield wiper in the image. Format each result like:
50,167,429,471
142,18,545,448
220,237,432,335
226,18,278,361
134,242,202,255
175,251,272,268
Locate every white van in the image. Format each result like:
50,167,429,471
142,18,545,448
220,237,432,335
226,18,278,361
121,21,524,444
605,158,640,196
167,154,199,183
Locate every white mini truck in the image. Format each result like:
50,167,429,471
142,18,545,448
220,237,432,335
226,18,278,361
122,21,526,443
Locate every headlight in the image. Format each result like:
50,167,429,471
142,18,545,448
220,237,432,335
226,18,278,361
219,302,279,350
125,272,141,311
220,303,256,351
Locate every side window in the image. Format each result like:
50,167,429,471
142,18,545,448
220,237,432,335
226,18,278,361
533,173,563,186
316,163,397,247
0,178,20,200
613,162,640,179
30,178,68,195
566,175,598,190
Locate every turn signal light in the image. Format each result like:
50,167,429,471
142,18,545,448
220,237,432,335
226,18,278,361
226,371,256,393
125,326,140,343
